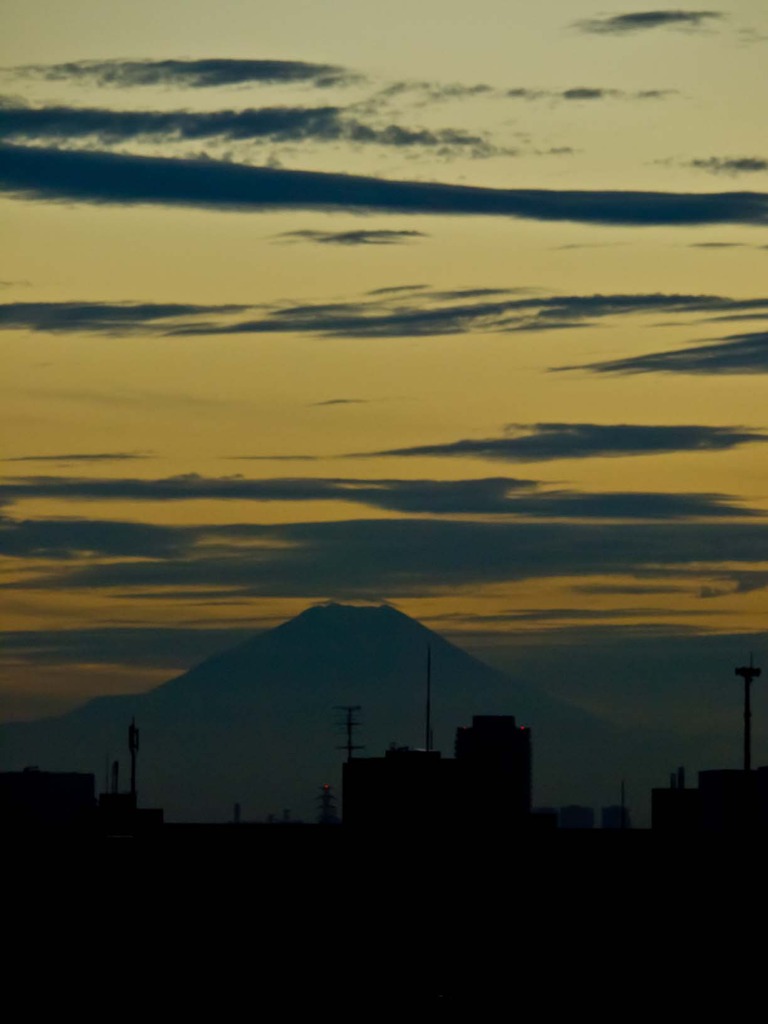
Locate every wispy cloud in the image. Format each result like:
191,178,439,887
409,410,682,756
1,472,758,520
352,422,767,462
572,330,768,374
309,398,370,406
0,516,187,560
168,290,768,340
369,80,676,107
0,99,504,157
506,86,675,101
274,229,427,246
9,516,768,598
2,452,152,463
6,290,768,340
574,10,724,35
8,58,359,89
0,300,247,334
686,156,768,175
3,144,767,226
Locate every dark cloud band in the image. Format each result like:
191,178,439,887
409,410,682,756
9,516,768,598
575,11,723,34
274,229,428,246
573,330,768,375
354,423,766,462
2,452,151,463
0,101,498,155
0,472,756,519
10,59,358,89
2,143,767,226
6,291,768,340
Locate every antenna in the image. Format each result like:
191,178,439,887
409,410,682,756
735,654,761,771
128,718,139,798
335,705,364,762
425,645,432,752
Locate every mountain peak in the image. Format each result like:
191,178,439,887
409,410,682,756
277,601,425,638
296,601,405,620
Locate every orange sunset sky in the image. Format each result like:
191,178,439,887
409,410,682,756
2,1,768,754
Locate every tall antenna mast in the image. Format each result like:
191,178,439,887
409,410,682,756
128,717,139,798
735,654,761,771
335,705,363,762
425,645,432,752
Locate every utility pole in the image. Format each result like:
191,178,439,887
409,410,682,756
735,655,761,771
335,705,363,762
317,783,339,825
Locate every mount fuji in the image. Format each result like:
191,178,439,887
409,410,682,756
0,603,640,821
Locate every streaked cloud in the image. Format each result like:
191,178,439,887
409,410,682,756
572,329,768,374
2,452,152,463
3,143,767,226
354,422,767,462
6,290,768,340
0,516,187,559
1,472,757,519
9,516,768,598
274,229,427,246
0,300,247,334
506,86,675,101
574,11,724,34
375,80,676,105
309,398,370,406
8,58,359,89
167,291,768,340
686,156,768,175
0,99,503,157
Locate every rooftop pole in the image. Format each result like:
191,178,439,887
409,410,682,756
735,655,761,772
425,645,432,752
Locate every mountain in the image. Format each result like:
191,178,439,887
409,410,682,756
0,602,653,822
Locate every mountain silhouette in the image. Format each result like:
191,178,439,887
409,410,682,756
0,602,644,821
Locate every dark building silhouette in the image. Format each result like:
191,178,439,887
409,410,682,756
699,769,760,831
652,765,700,831
455,715,531,822
343,715,532,829
96,721,163,835
0,767,95,829
343,747,458,828
97,789,163,836
652,787,700,832
559,805,595,829
601,804,631,830
652,766,768,831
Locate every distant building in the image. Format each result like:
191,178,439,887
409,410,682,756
651,787,700,832
652,767,768,832
343,747,457,828
455,715,531,823
559,805,595,830
343,715,532,829
0,767,96,829
601,805,631,830
699,769,759,831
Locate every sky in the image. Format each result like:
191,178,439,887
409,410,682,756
2,1,768,782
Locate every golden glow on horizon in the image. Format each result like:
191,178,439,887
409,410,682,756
3,0,768,718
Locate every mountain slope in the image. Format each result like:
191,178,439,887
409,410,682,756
0,603,643,821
